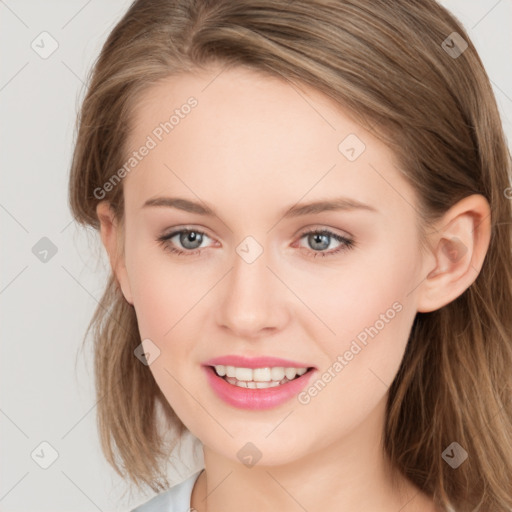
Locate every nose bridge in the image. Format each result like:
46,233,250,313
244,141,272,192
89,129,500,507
216,234,285,336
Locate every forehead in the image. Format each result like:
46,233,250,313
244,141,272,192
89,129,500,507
122,65,415,221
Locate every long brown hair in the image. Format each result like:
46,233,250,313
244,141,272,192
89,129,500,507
68,0,512,509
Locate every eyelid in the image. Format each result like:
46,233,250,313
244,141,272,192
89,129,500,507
159,225,215,242
293,223,353,239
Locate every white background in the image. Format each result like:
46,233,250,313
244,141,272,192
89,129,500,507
1,1,511,511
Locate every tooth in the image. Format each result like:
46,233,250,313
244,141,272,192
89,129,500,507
217,365,309,384
270,367,285,381
246,381,257,389
215,365,226,376
235,367,253,381
255,381,279,389
284,367,298,380
253,367,271,382
237,380,248,388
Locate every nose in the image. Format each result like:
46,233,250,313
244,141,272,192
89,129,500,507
215,242,289,339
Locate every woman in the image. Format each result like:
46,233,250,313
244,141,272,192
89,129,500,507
68,1,512,510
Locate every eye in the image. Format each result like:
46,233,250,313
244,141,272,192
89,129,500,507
157,228,213,256
295,228,355,258
157,227,355,258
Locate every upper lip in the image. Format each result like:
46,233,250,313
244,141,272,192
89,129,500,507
203,355,314,369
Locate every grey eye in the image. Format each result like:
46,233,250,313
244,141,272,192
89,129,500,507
178,231,204,249
307,232,331,251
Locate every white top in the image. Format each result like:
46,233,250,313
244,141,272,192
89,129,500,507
130,469,203,512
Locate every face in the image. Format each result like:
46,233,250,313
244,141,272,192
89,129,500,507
112,65,430,466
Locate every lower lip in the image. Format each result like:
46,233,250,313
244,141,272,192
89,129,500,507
203,365,315,410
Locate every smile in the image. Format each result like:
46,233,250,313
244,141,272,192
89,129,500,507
213,365,309,388
203,365,316,410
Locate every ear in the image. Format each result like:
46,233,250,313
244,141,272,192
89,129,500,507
417,194,491,313
96,201,134,305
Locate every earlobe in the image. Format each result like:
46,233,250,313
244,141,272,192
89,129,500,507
96,201,134,306
417,194,491,313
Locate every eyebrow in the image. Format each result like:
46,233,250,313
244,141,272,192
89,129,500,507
142,196,377,217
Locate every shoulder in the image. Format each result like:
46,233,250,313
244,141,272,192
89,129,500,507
130,470,203,512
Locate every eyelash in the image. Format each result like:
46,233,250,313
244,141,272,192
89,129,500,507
157,227,355,259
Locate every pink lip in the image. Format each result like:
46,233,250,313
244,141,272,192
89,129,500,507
203,355,314,369
202,359,316,411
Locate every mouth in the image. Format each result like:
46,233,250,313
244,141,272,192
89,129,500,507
209,364,315,389
202,357,317,410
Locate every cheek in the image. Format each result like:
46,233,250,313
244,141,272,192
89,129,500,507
295,281,416,442
125,255,180,343
294,236,418,341
126,259,172,337
124,230,217,338
306,235,420,383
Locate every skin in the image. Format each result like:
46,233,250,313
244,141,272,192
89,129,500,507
97,65,491,512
